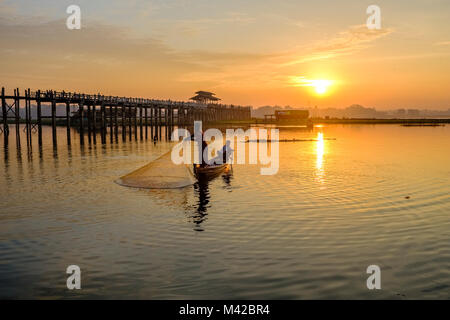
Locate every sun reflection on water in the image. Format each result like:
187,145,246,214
316,132,324,169
315,132,325,184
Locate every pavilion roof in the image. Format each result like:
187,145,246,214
195,91,215,96
190,90,221,102
190,94,220,101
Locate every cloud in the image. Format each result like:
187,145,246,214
282,24,393,66
175,24,394,89
290,77,333,88
174,12,256,27
178,50,274,68
159,12,256,37
172,24,394,90
434,41,450,46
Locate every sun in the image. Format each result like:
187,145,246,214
311,80,332,95
291,77,334,96
314,82,328,94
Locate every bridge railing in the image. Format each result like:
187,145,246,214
27,89,251,110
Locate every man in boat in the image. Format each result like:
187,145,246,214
191,132,209,168
201,138,208,167
217,140,233,164
208,140,233,165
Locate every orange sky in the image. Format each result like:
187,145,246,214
1,0,449,109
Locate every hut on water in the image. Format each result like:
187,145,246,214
189,91,221,104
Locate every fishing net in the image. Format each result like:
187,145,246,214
116,151,196,189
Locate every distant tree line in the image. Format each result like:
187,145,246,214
251,104,450,119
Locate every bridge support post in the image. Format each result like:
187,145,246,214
121,104,126,141
65,101,70,145
114,105,118,142
14,89,20,148
1,88,8,144
109,105,113,143
101,102,106,144
144,106,148,139
93,104,98,144
155,106,158,139
37,91,43,146
150,106,153,140
79,101,84,145
158,107,162,141
1,87,8,146
51,92,57,147
139,106,143,140
134,106,138,141
25,89,32,148
128,106,132,141
165,106,168,140
87,104,92,143
92,104,96,134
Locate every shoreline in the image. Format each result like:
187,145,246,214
209,118,450,126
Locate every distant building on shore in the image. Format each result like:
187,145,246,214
274,109,309,121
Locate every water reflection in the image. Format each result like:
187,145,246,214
315,131,325,184
191,179,210,231
316,132,324,170
189,170,233,231
221,170,233,190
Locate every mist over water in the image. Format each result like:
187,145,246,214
0,124,449,299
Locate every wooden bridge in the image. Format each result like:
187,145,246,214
0,87,251,147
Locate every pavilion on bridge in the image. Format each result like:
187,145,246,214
189,91,221,104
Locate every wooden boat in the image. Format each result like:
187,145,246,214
194,163,230,178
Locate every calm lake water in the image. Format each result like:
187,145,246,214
0,124,449,299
